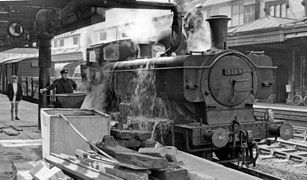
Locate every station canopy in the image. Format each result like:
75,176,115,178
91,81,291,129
0,0,108,51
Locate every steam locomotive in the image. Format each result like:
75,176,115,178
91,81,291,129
84,15,293,165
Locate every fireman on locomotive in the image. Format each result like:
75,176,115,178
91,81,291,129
183,4,204,35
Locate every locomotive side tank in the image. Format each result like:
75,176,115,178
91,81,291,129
109,15,293,163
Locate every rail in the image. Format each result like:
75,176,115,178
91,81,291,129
259,138,307,164
224,163,284,180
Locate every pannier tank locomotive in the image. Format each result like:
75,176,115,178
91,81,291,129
85,2,293,165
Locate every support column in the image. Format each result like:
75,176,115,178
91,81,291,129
286,46,295,104
36,9,54,129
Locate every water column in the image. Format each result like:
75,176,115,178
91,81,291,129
36,9,54,129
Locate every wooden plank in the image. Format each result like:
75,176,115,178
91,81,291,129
96,135,136,157
115,152,168,170
105,167,149,180
151,168,188,180
45,154,123,180
138,147,167,158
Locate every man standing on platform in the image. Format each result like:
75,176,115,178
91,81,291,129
6,75,22,121
40,69,77,108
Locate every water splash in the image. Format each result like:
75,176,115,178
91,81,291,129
130,63,168,118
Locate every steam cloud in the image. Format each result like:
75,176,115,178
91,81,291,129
81,66,112,111
186,21,211,51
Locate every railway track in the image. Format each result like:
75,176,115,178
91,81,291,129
258,126,307,162
224,163,284,180
293,126,307,141
225,126,307,180
259,139,307,164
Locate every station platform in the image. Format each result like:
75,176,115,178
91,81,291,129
254,102,307,127
0,93,261,180
254,102,307,112
0,94,41,179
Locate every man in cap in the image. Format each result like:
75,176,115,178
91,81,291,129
40,69,77,107
6,75,23,121
183,4,204,35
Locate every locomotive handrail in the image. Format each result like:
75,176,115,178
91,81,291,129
108,51,277,72
109,65,277,72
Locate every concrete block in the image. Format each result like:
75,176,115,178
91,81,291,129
30,161,65,180
17,170,33,180
165,146,177,157
115,152,168,170
29,161,48,177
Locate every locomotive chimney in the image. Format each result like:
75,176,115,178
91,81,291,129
206,15,231,50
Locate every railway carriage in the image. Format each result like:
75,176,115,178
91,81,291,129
0,55,84,104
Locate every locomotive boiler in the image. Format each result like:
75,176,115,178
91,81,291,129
86,15,293,165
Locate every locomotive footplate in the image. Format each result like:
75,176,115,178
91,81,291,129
174,120,293,152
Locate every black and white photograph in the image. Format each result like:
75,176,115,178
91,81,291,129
0,0,305,179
